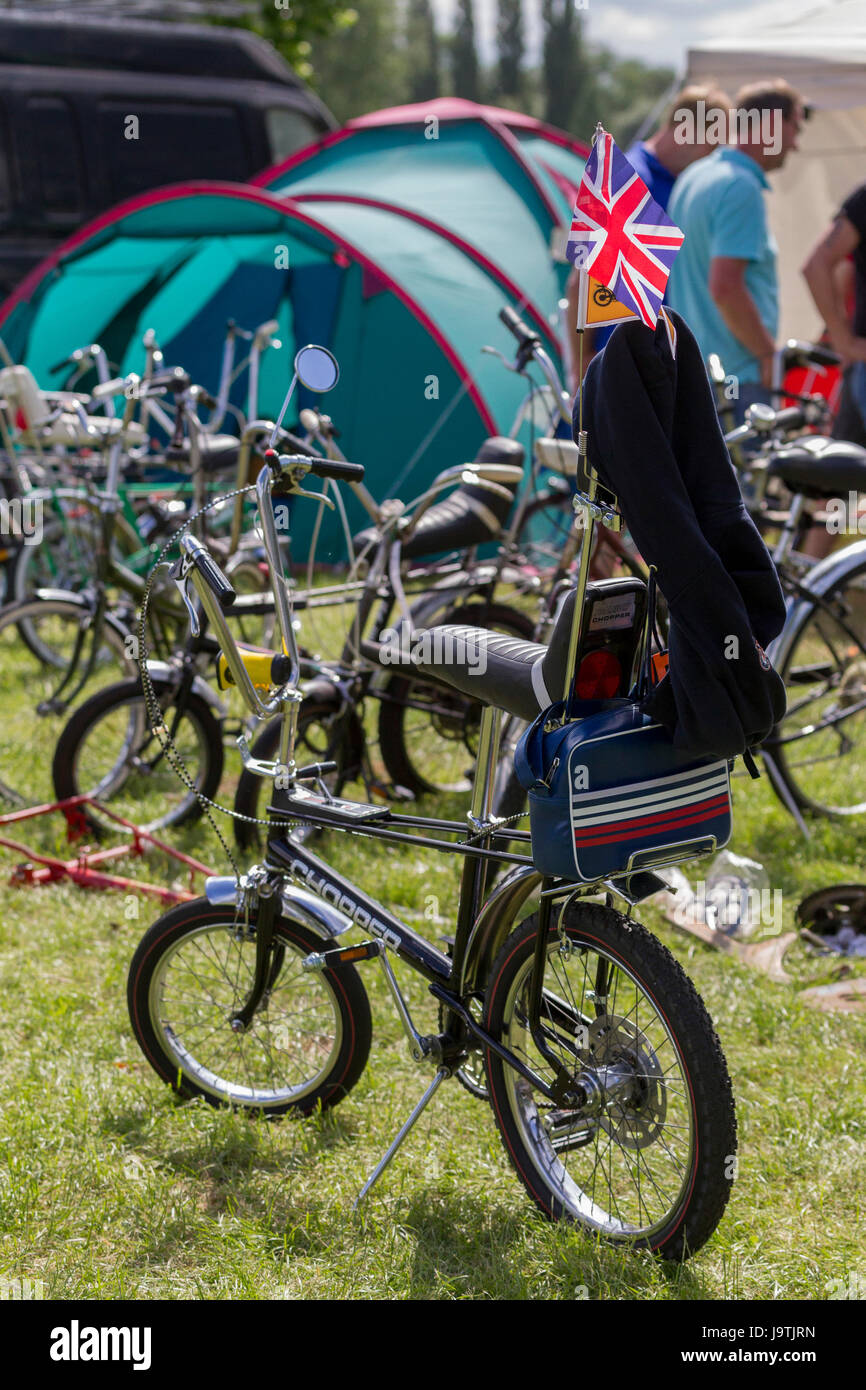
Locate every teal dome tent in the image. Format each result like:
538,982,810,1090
0,103,590,539
256,97,589,339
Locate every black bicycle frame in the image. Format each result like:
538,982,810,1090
261,794,589,1106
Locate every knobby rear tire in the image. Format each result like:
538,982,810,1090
483,902,737,1259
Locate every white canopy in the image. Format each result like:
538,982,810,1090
687,0,866,342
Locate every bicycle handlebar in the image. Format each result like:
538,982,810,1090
768,405,808,432
780,338,841,371
264,449,365,484
181,536,236,611
309,457,366,483
496,303,571,425
499,305,541,349
723,396,826,447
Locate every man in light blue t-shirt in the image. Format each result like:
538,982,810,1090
566,83,729,386
667,80,804,424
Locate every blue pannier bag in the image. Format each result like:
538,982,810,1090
514,697,733,884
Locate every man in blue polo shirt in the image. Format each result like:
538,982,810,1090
667,80,804,423
565,84,729,388
624,82,730,214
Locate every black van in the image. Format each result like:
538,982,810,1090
0,9,337,296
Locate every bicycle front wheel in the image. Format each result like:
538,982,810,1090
483,902,736,1259
52,677,224,834
0,594,134,808
128,900,372,1115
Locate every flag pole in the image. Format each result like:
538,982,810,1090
562,123,606,714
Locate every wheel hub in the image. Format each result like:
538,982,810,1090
586,1014,667,1150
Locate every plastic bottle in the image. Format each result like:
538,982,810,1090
703,851,770,939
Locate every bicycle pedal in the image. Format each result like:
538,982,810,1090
302,941,383,972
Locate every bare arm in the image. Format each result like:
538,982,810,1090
802,215,866,364
709,257,776,386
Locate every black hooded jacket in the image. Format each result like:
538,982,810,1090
577,309,787,759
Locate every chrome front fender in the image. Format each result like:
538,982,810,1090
204,876,353,941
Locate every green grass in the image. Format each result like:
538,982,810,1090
2,749,866,1301
2,582,866,1300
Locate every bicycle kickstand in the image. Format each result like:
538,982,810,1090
353,1067,450,1209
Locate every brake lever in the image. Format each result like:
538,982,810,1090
271,453,338,510
166,556,200,637
298,486,335,509
482,345,513,368
272,480,337,511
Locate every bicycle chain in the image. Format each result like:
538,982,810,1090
136,483,300,887
136,486,532,887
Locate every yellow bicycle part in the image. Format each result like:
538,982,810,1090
216,644,291,692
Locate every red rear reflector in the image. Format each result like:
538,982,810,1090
576,648,621,699
651,650,669,684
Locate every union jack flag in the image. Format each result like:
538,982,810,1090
566,129,685,329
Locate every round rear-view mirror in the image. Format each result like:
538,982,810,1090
294,344,339,393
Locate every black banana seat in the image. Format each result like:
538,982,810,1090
766,436,866,499
409,577,647,722
353,436,525,560
165,433,240,475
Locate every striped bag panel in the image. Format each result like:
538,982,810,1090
566,723,732,882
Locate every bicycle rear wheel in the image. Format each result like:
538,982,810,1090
483,902,736,1258
770,564,866,816
377,600,535,795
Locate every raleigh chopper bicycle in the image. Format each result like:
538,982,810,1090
127,346,737,1259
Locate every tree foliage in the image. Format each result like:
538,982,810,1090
305,0,409,124
497,0,525,102
208,0,673,144
205,0,355,83
451,0,481,102
541,0,583,131
405,0,441,105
